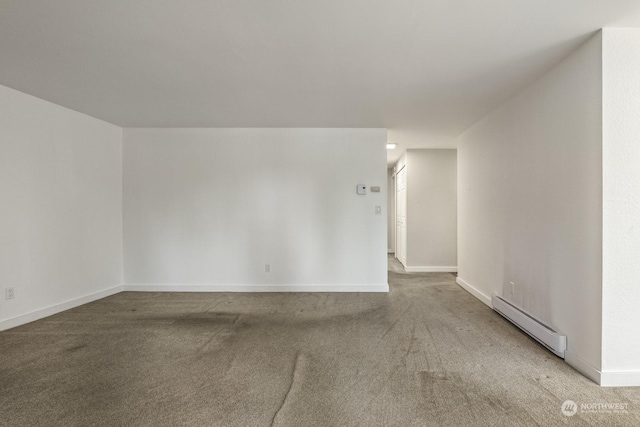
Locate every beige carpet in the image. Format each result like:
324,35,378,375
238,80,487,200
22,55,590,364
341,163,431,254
1,260,639,426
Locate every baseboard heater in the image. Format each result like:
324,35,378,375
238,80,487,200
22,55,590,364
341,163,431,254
491,294,566,358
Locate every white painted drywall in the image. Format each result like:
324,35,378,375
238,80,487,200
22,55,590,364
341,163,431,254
601,28,640,379
457,33,603,374
123,128,388,290
387,168,395,253
395,158,407,266
0,85,123,327
392,150,457,271
405,149,457,270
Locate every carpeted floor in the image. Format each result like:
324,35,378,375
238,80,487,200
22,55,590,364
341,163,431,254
1,258,639,426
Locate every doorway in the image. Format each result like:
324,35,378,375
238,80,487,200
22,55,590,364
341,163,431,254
395,165,407,266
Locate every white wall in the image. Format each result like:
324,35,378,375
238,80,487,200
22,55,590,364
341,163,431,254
123,128,388,291
405,149,457,270
0,85,123,329
387,168,395,253
601,28,640,383
394,155,407,266
457,33,603,378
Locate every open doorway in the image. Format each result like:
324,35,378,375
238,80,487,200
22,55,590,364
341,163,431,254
387,168,395,256
387,150,457,273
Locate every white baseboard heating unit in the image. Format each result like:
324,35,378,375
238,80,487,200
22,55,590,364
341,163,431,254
491,294,566,358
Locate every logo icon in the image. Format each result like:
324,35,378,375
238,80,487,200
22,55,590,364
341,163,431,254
562,400,578,417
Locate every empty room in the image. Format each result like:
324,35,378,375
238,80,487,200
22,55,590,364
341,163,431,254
2,1,640,425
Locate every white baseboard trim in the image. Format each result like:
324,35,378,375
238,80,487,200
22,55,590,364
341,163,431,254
559,348,640,387
455,277,492,307
404,266,458,273
0,285,123,331
600,371,640,387
124,283,390,293
565,351,601,385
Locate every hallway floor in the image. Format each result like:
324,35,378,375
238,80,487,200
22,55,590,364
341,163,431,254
1,262,639,426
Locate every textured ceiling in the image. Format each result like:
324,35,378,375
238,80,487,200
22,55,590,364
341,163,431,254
2,0,640,165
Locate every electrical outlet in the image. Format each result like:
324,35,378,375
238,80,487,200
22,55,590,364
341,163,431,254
509,282,515,295
265,264,271,273
5,287,15,300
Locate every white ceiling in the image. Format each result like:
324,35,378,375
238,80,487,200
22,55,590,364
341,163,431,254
2,1,640,165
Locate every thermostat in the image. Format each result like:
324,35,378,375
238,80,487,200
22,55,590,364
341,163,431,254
356,184,367,195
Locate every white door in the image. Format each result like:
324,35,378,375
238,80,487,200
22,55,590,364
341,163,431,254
395,166,407,266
